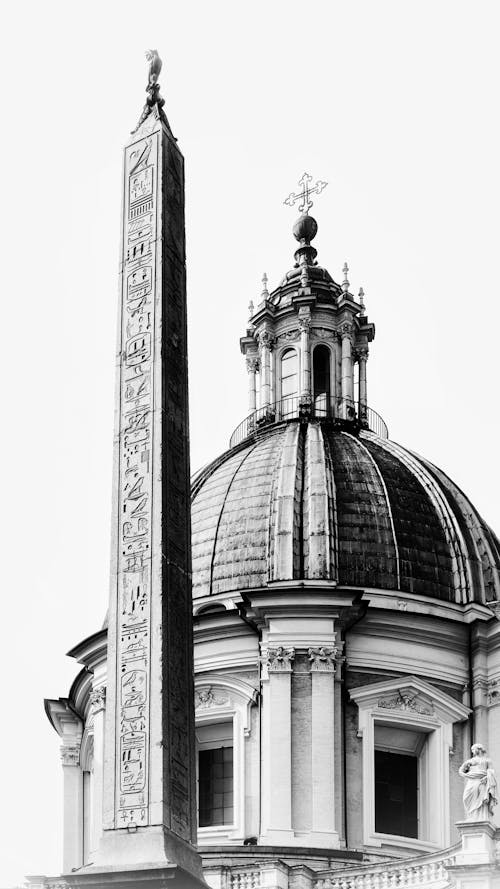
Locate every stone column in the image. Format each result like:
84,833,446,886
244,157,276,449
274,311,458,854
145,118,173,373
246,356,259,413
260,645,295,844
308,647,340,846
60,743,84,873
358,348,368,421
258,329,273,408
340,323,354,418
298,309,312,404
89,686,106,857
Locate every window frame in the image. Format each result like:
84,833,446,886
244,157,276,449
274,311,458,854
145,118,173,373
195,675,258,845
350,675,470,852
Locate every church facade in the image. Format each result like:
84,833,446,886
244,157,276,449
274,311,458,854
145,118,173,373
35,58,500,889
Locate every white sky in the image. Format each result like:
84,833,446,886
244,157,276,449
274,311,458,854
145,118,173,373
1,1,499,884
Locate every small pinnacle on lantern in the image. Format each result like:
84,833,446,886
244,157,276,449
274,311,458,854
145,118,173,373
342,262,350,293
358,287,365,311
261,273,269,298
248,300,254,319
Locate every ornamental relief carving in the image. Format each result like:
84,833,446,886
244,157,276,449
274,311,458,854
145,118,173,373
195,687,230,709
310,327,338,341
377,691,433,715
275,329,299,345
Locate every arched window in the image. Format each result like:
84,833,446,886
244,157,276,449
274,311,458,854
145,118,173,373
280,348,299,418
280,348,298,400
313,344,331,416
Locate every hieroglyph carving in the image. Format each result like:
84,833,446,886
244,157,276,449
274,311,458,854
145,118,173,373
115,133,157,828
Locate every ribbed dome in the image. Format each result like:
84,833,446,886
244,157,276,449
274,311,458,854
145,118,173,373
191,421,500,605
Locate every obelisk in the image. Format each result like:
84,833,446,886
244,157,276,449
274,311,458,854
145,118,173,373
65,52,205,888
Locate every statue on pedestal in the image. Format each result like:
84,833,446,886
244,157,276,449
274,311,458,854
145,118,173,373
459,743,498,821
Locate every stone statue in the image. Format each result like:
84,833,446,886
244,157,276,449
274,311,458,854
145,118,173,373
458,743,498,821
131,50,166,135
145,49,162,87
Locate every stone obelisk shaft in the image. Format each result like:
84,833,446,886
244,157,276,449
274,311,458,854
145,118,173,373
95,107,202,879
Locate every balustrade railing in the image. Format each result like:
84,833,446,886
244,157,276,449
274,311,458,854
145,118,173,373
229,395,388,449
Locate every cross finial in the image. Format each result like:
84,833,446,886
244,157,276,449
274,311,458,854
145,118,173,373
342,262,350,293
284,173,328,215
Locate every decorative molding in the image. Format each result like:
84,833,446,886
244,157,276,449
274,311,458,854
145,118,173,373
60,744,80,767
377,691,433,715
195,686,230,709
308,646,338,672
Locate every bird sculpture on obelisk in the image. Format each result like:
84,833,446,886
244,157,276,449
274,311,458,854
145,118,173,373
63,52,205,889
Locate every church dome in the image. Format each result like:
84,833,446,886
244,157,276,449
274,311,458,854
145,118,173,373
191,420,500,606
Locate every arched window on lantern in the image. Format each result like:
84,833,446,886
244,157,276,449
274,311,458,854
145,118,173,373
280,348,298,415
313,344,331,416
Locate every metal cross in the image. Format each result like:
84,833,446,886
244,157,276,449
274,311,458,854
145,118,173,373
284,172,328,215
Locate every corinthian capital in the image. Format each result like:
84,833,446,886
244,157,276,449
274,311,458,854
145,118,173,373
89,686,107,713
308,646,338,672
257,329,275,350
340,321,354,340
60,744,80,767
246,356,260,374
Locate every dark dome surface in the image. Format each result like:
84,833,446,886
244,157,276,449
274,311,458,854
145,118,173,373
191,421,500,605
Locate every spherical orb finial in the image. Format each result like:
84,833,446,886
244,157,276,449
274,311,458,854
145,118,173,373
293,214,318,245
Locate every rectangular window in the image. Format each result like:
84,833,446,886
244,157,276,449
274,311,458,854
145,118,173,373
198,745,234,827
375,749,418,838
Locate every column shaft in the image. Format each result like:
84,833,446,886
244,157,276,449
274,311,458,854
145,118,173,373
61,754,84,872
358,355,368,419
299,318,311,400
341,329,354,416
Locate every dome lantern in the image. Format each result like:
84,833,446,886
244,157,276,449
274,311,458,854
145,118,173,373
238,176,377,446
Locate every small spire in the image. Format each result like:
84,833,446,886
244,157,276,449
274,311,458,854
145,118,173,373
342,262,350,294
248,300,254,319
358,287,365,312
261,273,269,298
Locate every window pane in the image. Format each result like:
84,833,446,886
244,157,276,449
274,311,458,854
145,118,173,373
199,746,234,828
375,750,418,838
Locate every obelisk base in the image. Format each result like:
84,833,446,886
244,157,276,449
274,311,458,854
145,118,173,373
62,827,206,889
63,862,206,889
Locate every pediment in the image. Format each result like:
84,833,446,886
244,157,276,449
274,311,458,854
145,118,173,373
349,674,470,724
